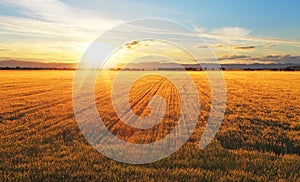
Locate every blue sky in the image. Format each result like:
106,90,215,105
58,0,300,40
0,0,299,64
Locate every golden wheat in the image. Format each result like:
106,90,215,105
0,70,299,181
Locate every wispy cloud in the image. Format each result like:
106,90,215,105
210,27,252,37
220,55,250,60
0,0,125,62
0,0,123,39
195,26,300,47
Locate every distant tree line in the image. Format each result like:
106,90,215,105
0,66,75,70
244,66,300,71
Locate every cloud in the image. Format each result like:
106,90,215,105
219,55,250,60
213,44,225,48
197,45,209,48
125,40,140,49
234,46,255,50
210,27,251,37
193,26,207,33
268,44,277,47
265,55,283,59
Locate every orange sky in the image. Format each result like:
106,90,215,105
1,0,300,65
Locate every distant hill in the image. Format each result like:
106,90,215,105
0,60,76,69
220,63,298,70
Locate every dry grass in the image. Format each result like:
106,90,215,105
0,70,299,181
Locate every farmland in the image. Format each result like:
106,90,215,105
0,70,299,181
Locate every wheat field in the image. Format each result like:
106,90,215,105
0,70,299,181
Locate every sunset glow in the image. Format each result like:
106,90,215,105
1,0,300,65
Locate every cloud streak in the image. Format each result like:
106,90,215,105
210,27,252,37
195,26,300,47
234,46,255,50
0,0,123,39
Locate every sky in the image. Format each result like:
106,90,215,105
0,0,300,65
